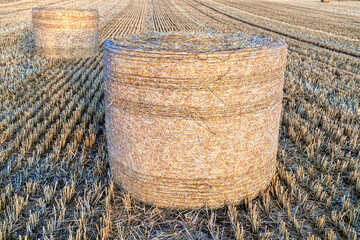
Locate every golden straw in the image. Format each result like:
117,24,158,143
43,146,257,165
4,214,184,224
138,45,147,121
32,7,100,59
104,32,288,209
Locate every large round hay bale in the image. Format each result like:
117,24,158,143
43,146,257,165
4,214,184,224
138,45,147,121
104,33,288,209
321,0,330,2
32,7,100,58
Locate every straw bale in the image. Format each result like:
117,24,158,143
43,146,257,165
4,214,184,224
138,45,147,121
104,32,288,209
321,0,330,2
32,7,100,59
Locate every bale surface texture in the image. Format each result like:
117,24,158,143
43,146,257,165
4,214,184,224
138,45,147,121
32,7,100,59
104,33,288,209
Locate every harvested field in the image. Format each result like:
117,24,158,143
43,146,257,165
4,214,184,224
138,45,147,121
0,0,359,239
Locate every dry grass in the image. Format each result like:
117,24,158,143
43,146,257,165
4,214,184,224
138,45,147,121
0,0,359,239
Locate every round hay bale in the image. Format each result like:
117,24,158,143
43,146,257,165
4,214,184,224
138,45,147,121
321,0,330,2
32,7,100,59
104,32,288,209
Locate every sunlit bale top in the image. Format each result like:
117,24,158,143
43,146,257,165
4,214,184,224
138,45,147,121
105,32,286,53
32,7,99,27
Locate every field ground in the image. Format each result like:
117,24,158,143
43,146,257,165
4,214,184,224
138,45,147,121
1,0,360,239
266,0,360,15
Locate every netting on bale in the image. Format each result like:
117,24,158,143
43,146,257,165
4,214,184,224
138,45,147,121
32,7,100,59
104,32,288,209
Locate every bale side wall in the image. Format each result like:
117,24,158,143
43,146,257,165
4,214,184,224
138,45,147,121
32,8,100,58
104,36,288,209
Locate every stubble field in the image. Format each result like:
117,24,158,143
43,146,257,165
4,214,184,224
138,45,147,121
0,0,359,239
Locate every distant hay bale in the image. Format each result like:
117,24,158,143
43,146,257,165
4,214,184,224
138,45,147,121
32,7,100,59
104,32,288,209
321,0,330,2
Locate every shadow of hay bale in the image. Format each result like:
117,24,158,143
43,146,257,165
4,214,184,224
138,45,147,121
17,28,37,56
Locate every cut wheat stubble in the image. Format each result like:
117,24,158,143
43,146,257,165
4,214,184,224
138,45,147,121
104,32,288,209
